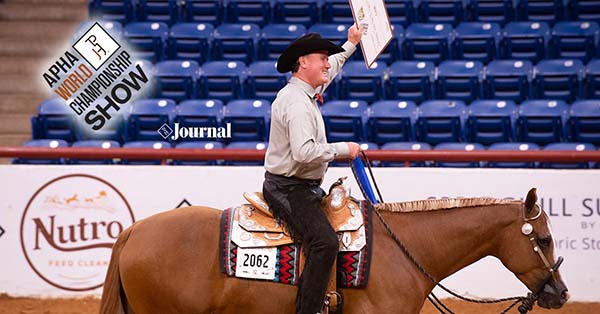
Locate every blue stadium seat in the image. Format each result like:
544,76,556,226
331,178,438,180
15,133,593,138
137,0,180,25
212,23,260,63
540,142,596,169
567,0,600,23
380,142,432,167
225,141,268,165
182,0,223,25
222,99,270,142
452,22,501,64
168,23,214,64
487,142,540,168
533,59,584,103
226,0,272,27
418,0,466,26
466,100,517,145
199,61,246,101
321,0,354,24
585,59,600,98
321,100,369,142
367,100,418,144
516,0,563,25
124,22,169,63
153,60,200,102
435,60,484,103
338,61,386,102
387,0,416,27
121,141,171,165
274,0,320,27
416,100,468,145
484,60,533,103
550,21,599,63
500,21,550,63
433,142,485,167
567,100,600,145
259,24,307,60
308,24,348,46
13,139,69,165
31,98,77,142
172,141,224,165
76,20,123,39
468,0,515,27
386,61,435,103
403,23,453,64
244,61,289,101
516,99,569,145
88,0,135,24
69,140,120,165
126,99,176,142
174,99,224,143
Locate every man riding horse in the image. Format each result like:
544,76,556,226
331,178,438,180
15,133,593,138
262,24,365,314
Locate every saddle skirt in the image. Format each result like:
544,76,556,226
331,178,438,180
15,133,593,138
220,181,373,288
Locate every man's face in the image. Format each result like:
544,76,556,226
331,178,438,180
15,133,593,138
299,51,330,88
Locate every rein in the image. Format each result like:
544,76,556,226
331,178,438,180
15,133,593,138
349,152,558,314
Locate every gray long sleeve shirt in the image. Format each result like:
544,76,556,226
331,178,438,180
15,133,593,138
264,41,357,180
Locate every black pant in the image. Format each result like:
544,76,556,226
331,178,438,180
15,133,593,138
263,172,339,314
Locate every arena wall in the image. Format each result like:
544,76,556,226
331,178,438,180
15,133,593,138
0,165,598,301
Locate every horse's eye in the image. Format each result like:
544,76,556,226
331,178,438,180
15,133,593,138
539,237,552,248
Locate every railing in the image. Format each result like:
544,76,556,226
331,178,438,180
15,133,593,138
1,146,600,165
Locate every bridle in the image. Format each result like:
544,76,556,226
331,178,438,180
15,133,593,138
517,203,565,313
350,152,565,314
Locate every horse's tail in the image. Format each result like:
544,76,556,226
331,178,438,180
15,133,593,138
99,226,133,314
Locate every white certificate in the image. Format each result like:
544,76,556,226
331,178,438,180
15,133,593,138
349,0,393,68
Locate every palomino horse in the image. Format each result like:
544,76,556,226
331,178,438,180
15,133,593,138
100,188,569,314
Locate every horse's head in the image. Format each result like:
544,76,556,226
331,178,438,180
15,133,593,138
497,188,569,310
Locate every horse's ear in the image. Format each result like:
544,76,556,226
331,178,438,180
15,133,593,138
524,188,537,214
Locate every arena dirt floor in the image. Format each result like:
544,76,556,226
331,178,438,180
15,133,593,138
0,294,598,314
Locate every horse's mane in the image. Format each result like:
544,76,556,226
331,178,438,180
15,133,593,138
374,197,521,213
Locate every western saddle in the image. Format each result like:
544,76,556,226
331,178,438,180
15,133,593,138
230,178,366,313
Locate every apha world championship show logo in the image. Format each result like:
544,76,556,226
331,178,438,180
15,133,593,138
20,174,135,291
41,22,149,135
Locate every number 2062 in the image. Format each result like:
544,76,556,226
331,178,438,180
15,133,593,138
242,253,270,268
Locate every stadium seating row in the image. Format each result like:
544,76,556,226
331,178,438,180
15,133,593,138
94,20,600,65
142,59,600,104
88,0,600,28
31,98,600,147
13,138,598,169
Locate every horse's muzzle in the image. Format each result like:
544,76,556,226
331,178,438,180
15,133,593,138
537,283,569,309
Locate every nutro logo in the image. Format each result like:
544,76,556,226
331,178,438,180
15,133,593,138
20,174,134,291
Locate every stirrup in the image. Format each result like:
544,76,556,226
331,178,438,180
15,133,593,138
322,291,343,314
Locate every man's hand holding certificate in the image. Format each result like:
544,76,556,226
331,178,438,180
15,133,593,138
349,0,393,68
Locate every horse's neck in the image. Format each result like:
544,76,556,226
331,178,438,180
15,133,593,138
381,203,519,281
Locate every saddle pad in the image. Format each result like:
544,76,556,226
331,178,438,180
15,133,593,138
220,201,373,288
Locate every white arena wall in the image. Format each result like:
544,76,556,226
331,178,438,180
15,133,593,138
0,165,598,301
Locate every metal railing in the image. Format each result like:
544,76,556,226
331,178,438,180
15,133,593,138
1,146,600,165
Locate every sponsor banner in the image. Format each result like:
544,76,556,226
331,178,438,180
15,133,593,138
0,165,598,301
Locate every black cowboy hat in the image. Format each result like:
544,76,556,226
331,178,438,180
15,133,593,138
276,33,345,73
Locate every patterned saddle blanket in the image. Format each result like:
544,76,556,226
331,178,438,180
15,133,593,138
220,183,373,288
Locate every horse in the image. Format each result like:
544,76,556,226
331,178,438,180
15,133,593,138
99,187,569,314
